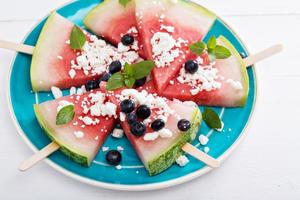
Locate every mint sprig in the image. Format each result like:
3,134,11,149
70,26,86,50
202,108,222,129
56,105,75,125
119,0,131,7
190,35,232,62
106,61,155,91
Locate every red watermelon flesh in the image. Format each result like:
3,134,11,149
149,36,249,107
34,89,116,166
31,11,140,92
101,83,202,175
135,0,216,93
84,0,146,58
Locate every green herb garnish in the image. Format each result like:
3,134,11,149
202,107,222,129
190,35,232,62
106,60,155,91
56,105,75,125
119,0,131,7
70,26,86,50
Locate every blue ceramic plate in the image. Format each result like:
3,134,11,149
7,0,257,191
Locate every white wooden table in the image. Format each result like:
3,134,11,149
0,0,299,199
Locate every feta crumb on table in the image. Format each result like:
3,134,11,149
176,155,189,167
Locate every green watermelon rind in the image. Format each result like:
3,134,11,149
175,0,216,19
146,107,202,176
30,12,57,92
33,104,90,167
218,36,249,106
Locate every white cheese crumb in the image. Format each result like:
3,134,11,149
176,155,189,167
76,88,84,95
57,55,63,60
102,147,109,152
115,165,122,170
112,128,124,138
81,116,94,125
70,87,76,95
95,136,99,140
143,132,159,141
199,134,209,145
160,24,175,33
117,146,124,151
68,69,76,79
158,128,173,138
74,131,84,139
51,86,63,99
204,147,210,153
120,112,126,122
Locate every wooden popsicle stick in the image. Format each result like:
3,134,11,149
0,40,34,54
19,142,59,171
182,143,220,168
244,44,283,67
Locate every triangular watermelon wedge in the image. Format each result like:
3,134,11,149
145,36,249,107
101,84,202,175
135,0,216,93
84,0,146,58
34,89,116,166
31,11,140,92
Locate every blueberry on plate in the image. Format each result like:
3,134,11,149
120,99,135,113
127,112,137,125
121,34,134,46
177,119,191,132
184,60,199,74
85,80,99,91
99,72,111,82
136,105,151,119
109,60,122,74
130,122,146,137
106,150,122,166
151,119,165,131
134,77,147,87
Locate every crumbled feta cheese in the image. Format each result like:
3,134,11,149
117,146,124,151
226,79,243,90
57,55,63,60
77,88,84,95
102,147,109,152
118,42,130,52
81,116,94,125
119,112,126,122
158,128,173,138
176,155,189,167
57,100,74,112
199,134,209,145
69,69,76,79
112,128,124,138
160,24,175,33
204,147,210,153
70,87,76,95
51,86,63,99
115,165,122,170
74,131,84,139
143,132,159,141
89,92,105,104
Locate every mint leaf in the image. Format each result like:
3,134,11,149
132,60,155,79
124,77,136,88
56,105,75,125
124,62,133,76
215,45,232,59
70,26,86,50
207,36,216,51
106,72,125,90
203,108,222,129
119,0,131,7
190,41,206,55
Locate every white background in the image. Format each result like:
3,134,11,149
0,0,299,199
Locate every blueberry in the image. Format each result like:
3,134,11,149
109,60,122,74
151,119,165,131
239,52,247,59
99,73,111,82
121,34,134,46
136,105,151,119
177,119,191,132
134,77,147,87
105,150,122,166
184,60,199,74
85,80,99,91
130,122,146,137
127,112,137,125
120,99,135,113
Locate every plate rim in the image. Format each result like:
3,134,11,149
6,0,259,191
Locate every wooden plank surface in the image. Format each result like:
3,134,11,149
0,0,299,200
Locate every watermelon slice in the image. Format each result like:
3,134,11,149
34,89,116,166
84,0,146,58
135,0,216,93
151,36,249,107
101,84,202,175
31,11,140,92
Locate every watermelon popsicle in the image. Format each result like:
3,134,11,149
30,11,140,92
101,84,202,176
33,89,117,166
